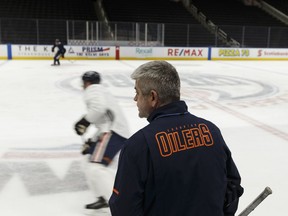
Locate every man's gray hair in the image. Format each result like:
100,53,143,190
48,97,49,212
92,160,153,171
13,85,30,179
131,61,180,104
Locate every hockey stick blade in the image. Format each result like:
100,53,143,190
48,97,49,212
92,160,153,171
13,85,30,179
238,186,272,216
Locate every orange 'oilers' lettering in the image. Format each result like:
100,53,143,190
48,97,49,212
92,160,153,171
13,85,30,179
155,123,214,157
199,124,214,146
157,132,173,157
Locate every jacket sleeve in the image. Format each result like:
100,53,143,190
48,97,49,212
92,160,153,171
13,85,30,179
213,126,244,216
223,145,244,216
109,134,148,216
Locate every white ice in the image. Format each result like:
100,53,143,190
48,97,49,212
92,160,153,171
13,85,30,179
0,60,287,216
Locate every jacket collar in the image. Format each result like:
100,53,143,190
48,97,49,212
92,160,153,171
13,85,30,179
147,100,188,123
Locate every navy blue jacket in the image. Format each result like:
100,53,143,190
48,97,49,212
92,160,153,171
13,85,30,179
109,101,243,216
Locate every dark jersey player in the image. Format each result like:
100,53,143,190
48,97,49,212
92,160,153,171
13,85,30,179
51,39,66,66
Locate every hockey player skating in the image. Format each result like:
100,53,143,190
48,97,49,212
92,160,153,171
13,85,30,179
109,61,244,216
51,39,66,66
74,71,130,211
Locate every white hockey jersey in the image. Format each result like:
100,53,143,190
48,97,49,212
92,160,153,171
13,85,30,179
83,83,130,139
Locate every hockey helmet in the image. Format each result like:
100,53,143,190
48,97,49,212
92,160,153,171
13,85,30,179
82,71,101,84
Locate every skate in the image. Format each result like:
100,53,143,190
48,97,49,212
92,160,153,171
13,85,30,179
85,196,109,210
51,62,60,66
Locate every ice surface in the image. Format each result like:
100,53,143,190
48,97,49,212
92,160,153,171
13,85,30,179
0,60,287,216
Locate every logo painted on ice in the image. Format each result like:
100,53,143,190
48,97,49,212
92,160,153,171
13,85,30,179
180,74,277,101
55,73,279,104
0,156,89,195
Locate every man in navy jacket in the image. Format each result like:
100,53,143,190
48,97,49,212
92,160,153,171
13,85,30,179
109,60,243,216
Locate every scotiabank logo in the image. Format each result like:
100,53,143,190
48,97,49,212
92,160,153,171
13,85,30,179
257,49,288,57
168,48,203,56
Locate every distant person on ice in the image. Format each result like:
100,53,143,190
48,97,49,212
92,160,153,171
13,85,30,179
109,60,244,216
51,39,66,66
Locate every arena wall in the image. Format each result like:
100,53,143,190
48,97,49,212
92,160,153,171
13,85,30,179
1,44,288,60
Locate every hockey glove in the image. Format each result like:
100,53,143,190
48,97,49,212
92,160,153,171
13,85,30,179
74,117,90,135
81,138,97,155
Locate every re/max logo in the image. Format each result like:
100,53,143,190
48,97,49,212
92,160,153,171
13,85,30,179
167,48,203,56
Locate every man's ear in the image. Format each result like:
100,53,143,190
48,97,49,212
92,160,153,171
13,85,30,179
150,90,159,108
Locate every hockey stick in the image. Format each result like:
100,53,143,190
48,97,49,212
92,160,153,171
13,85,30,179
238,186,272,216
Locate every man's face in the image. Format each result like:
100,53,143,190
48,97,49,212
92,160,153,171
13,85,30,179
133,80,155,118
82,81,90,90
